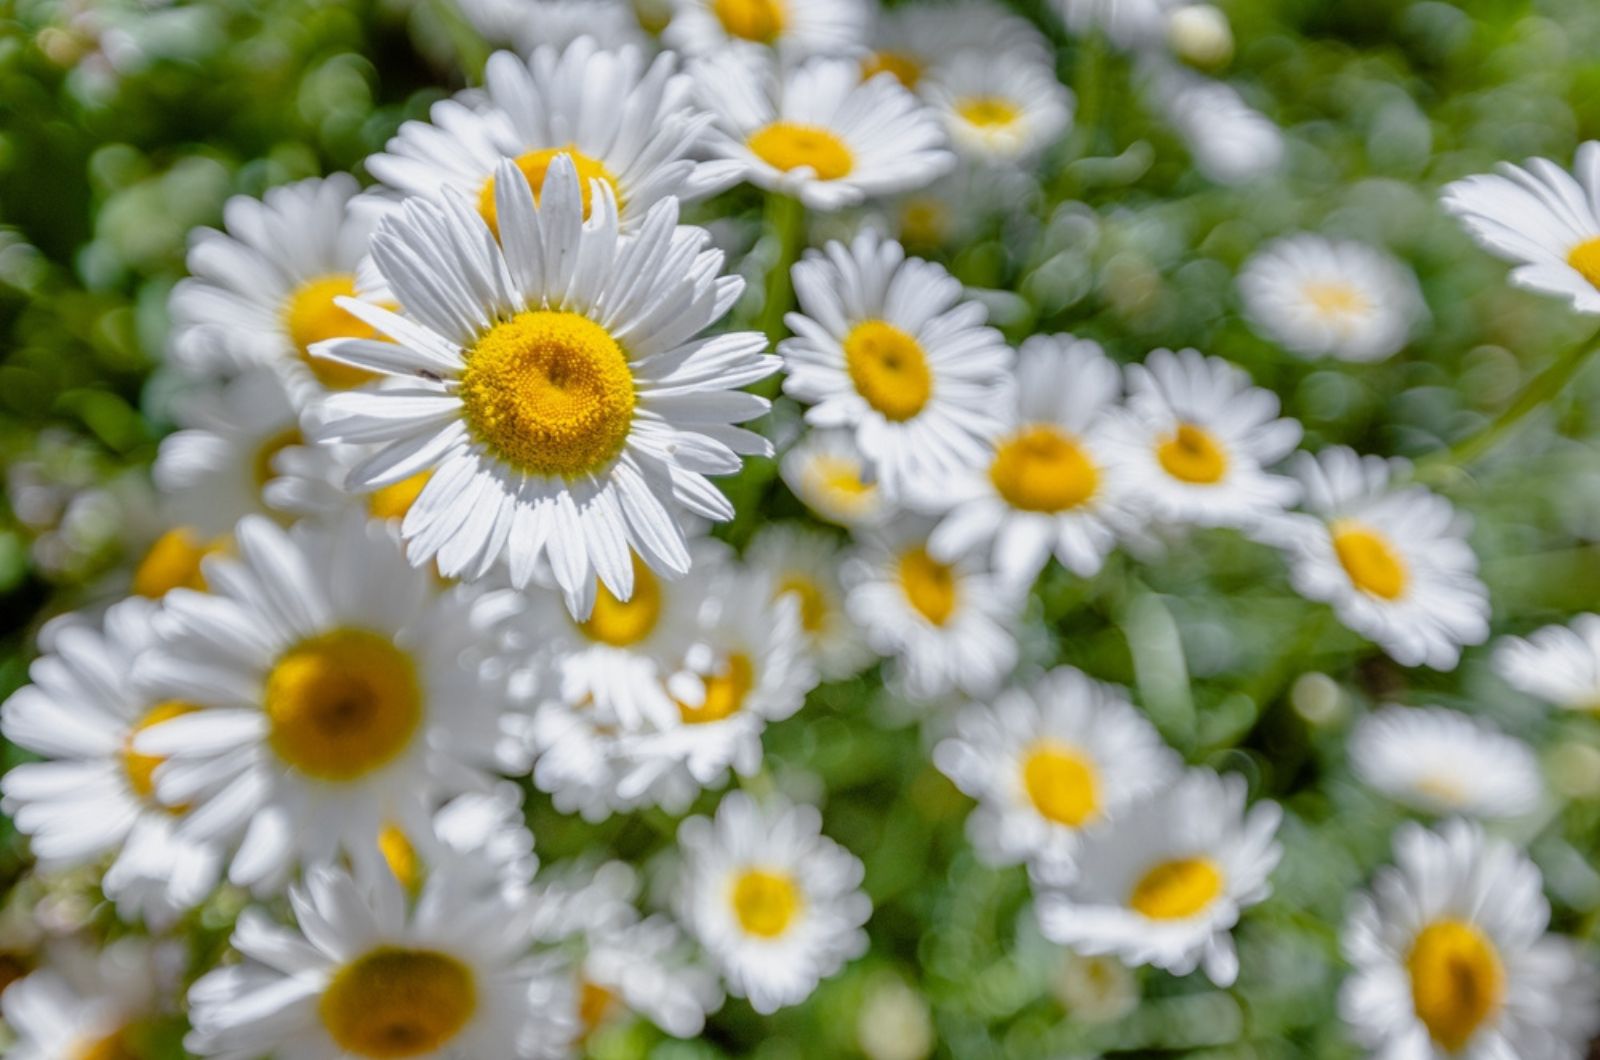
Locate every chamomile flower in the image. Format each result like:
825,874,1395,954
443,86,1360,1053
2,942,171,1060
676,791,870,1014
186,857,577,1060
1494,614,1600,712
310,157,778,612
262,437,437,526
1237,234,1426,363
779,428,887,528
1100,347,1301,530
130,515,507,894
1032,769,1283,987
1349,706,1542,820
1054,0,1170,49
1262,447,1489,671
933,666,1180,869
1341,819,1600,1059
918,334,1132,586
369,784,539,904
0,597,223,927
746,523,874,680
781,229,1013,498
923,53,1073,166
692,53,953,211
1441,142,1600,315
457,0,650,53
864,0,1051,90
664,0,869,61
1148,62,1283,186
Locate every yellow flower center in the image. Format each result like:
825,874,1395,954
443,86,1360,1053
576,555,662,647
1566,236,1600,290
1021,741,1100,827
899,197,948,247
1407,919,1505,1053
282,274,385,390
378,823,422,892
1128,857,1225,920
897,545,957,626
956,96,1022,129
319,947,477,1058
264,628,422,782
132,527,223,598
1413,773,1467,807
747,122,854,181
72,1029,138,1060
989,426,1099,513
458,310,635,480
802,455,878,521
776,573,828,634
578,979,620,1035
1155,423,1228,485
367,471,432,522
843,319,932,422
1302,280,1369,320
713,0,786,42
123,700,201,810
862,50,922,88
677,652,755,724
252,426,302,490
477,147,622,233
729,868,802,938
1331,521,1408,600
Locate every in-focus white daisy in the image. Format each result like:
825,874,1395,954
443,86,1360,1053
130,515,507,894
1341,820,1600,1059
1442,142,1600,315
864,0,1051,91
917,334,1132,586
665,0,868,61
1237,234,1426,363
1494,614,1600,713
676,791,870,1014
1033,769,1282,987
310,157,778,613
186,857,577,1060
0,597,223,927
843,518,1022,700
1350,706,1542,820
1101,347,1301,530
781,229,1012,498
456,0,650,54
779,428,887,529
933,666,1180,869
692,53,953,211
364,40,739,232
1,941,172,1060
746,523,874,680
923,53,1073,166
1147,62,1283,186
1261,447,1489,671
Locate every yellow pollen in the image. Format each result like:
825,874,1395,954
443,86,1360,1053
677,652,755,725
1414,773,1467,807
1407,919,1505,1052
1156,423,1228,485
843,319,932,422
1021,741,1100,827
897,546,957,626
123,701,201,810
729,868,802,938
1332,521,1408,600
989,426,1099,513
319,947,477,1058
747,122,854,181
776,573,828,634
477,147,622,232
713,0,786,42
252,426,302,489
862,50,922,88
282,274,386,390
132,527,223,598
956,96,1023,129
458,310,635,479
378,824,422,892
72,1029,139,1060
264,628,422,782
367,471,432,522
1302,280,1369,320
1567,236,1600,290
578,980,620,1035
577,555,662,647
1129,857,1225,920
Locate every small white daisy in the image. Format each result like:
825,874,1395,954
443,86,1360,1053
746,523,874,680
1,941,173,1060
923,53,1073,167
664,0,868,61
781,229,1013,498
1147,62,1283,186
864,0,1052,91
1032,769,1283,987
1237,234,1426,363
1054,0,1170,49
676,791,870,1015
779,428,888,529
1350,706,1543,820
933,666,1180,869
261,435,438,526
1494,614,1600,713
456,0,651,53
368,783,539,905
1341,819,1600,1059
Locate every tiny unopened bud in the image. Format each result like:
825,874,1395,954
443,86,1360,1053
1291,672,1345,727
1169,5,1234,69
858,976,934,1060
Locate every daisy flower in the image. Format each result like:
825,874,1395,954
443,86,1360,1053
130,515,507,894
917,334,1133,586
370,783,539,904
1100,347,1301,530
780,229,1013,498
309,156,778,612
1237,234,1426,363
456,0,650,53
1054,0,1170,49
779,428,887,529
1349,706,1542,820
1494,614,1600,712
262,436,437,526
923,53,1073,167
676,791,870,1014
1261,447,1489,671
746,523,874,680
692,53,953,211
1441,142,1600,315
2,941,173,1060
932,666,1180,869
664,0,869,61
864,0,1051,91
1032,769,1283,987
1341,819,1600,1058
1147,62,1283,186
0,597,223,927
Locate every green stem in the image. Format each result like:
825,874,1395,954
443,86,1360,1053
432,0,491,84
758,192,805,346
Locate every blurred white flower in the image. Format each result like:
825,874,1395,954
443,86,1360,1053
923,52,1073,166
1350,705,1542,820
1493,613,1600,713
665,0,869,60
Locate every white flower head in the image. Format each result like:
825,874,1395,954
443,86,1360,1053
456,0,651,53
1350,706,1542,820
746,522,875,680
866,0,1052,92
1148,62,1283,186
779,428,888,529
2,940,173,1060
1493,614,1600,713
923,53,1073,167
665,0,869,61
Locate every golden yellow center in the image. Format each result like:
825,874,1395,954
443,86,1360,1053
776,573,828,634
576,555,661,647
713,0,786,42
803,456,877,521
264,628,422,782
252,426,302,490
989,426,1099,512
862,50,922,87
578,980,620,1035
1567,236,1600,290
677,652,754,725
73,1029,138,1060
1021,742,1100,827
1331,521,1408,600
378,823,422,892
1128,857,1225,920
1302,280,1369,320
319,947,477,1058
956,96,1023,129
132,527,222,598
747,122,854,181
899,197,948,247
478,147,622,233
1156,423,1228,485
367,471,432,522
1407,919,1505,1052
458,310,635,479
123,700,200,809
282,274,385,390
897,545,957,626
843,319,932,422
730,868,802,938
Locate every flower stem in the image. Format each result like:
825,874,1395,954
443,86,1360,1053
758,192,806,348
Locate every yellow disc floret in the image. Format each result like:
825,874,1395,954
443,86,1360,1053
713,0,786,43
1567,236,1600,290
252,426,302,490
577,555,662,647
989,426,1099,512
123,700,201,809
477,147,622,232
133,527,223,599
862,50,922,88
1128,857,1225,920
378,824,422,892
897,545,957,626
1021,741,1100,827
1331,521,1408,600
1156,423,1228,485
367,471,432,522
282,274,385,390
1302,280,1369,321
73,1029,139,1060
956,96,1023,130
843,319,932,422
729,868,802,938
776,573,828,634
677,653,755,725
747,123,854,181
1407,919,1505,1052
319,947,477,1059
